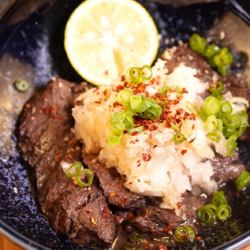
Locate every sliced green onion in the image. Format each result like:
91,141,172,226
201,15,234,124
201,96,221,117
218,65,229,76
203,43,220,59
141,65,153,81
74,169,94,188
189,33,207,54
172,131,186,144
226,135,238,157
14,79,30,92
216,204,232,221
220,101,233,117
217,119,223,132
207,131,222,143
209,81,224,97
235,170,250,191
117,88,133,107
198,204,217,226
220,47,234,65
64,162,83,177
205,115,218,131
111,111,134,131
173,225,197,243
108,129,123,145
212,191,228,207
139,98,162,120
128,67,141,84
129,95,144,112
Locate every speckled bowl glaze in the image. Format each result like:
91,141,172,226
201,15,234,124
0,0,250,249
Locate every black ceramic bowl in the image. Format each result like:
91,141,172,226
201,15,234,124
1,0,250,249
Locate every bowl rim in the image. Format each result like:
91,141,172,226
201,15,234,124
0,220,47,250
0,1,250,249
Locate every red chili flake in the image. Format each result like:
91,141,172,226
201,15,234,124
103,207,111,220
181,149,187,155
103,90,108,96
143,241,151,250
127,212,135,220
149,124,158,131
135,139,139,143
133,83,147,94
191,113,196,120
115,85,125,92
196,236,202,241
112,101,122,108
120,75,125,81
175,118,181,124
130,141,135,144
94,100,101,104
153,144,157,148
159,245,168,250
176,202,182,209
131,131,139,136
176,109,183,115
54,153,62,162
109,192,116,197
172,100,179,105
182,88,188,94
142,153,151,162
137,163,141,167
104,70,109,76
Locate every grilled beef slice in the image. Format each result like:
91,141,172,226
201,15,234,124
132,194,205,234
18,78,116,244
83,154,145,209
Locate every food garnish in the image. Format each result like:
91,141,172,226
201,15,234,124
189,33,233,76
200,81,249,156
127,65,153,85
14,79,30,92
64,0,159,86
235,170,250,191
173,224,197,243
63,161,94,187
198,191,231,226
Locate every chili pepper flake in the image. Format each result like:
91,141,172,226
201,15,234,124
142,153,151,162
181,149,187,155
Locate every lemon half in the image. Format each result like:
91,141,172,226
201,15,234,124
64,0,159,86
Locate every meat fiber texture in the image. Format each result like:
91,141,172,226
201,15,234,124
18,78,116,245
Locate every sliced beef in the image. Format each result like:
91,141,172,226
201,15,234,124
18,78,116,244
162,44,217,84
131,193,205,235
212,152,245,183
83,154,145,209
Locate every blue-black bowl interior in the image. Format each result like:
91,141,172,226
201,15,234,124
0,0,250,249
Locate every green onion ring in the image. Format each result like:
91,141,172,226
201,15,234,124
235,170,250,191
14,79,30,92
141,65,153,81
212,191,228,207
216,204,232,221
74,169,94,188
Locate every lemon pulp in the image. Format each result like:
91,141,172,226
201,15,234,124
64,0,159,86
